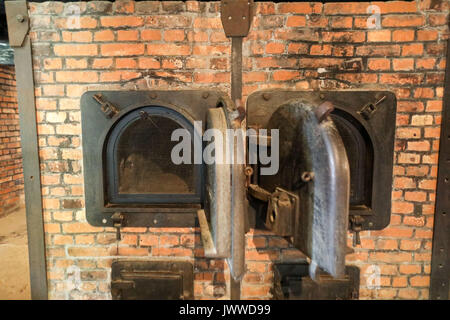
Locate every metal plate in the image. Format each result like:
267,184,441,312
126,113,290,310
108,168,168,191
220,0,254,37
248,90,397,231
5,1,28,47
80,90,226,227
111,260,194,300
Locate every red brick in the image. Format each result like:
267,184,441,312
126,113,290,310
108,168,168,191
368,30,391,42
367,58,390,71
377,1,418,13
286,16,306,27
100,16,143,27
417,30,438,41
393,58,414,71
402,43,424,56
62,31,92,43
279,2,322,14
322,31,365,43
55,71,98,83
94,30,114,42
392,201,414,214
399,264,422,274
141,29,162,41
400,240,422,250
330,17,352,28
117,30,139,41
310,44,331,55
382,15,425,27
407,141,430,152
164,30,185,42
410,276,430,287
54,44,98,56
323,2,368,15
101,44,145,56
272,70,300,81
392,30,415,42
148,44,190,56
266,43,285,54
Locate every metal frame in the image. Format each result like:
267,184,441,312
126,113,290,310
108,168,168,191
5,0,48,300
81,90,225,228
430,37,450,300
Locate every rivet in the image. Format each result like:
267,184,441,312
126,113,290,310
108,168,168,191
153,219,158,224
202,92,209,99
149,93,157,99
102,219,107,224
228,16,232,20
262,93,270,101
16,14,25,23
368,222,374,227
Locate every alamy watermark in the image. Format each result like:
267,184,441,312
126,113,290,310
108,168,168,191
170,121,280,175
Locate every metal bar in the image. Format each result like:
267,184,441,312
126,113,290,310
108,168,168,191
231,37,243,102
5,0,48,300
430,38,450,300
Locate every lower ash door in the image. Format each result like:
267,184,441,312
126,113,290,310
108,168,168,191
111,261,194,300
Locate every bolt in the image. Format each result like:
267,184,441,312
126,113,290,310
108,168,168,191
16,14,25,23
301,171,314,182
262,93,271,101
202,92,209,99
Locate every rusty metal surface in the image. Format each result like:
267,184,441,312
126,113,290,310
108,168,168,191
220,0,254,37
247,90,397,231
5,1,28,47
5,0,48,300
203,107,231,258
430,38,450,300
111,260,194,300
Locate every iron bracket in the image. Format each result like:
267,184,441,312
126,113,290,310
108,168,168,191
220,0,254,37
5,0,29,47
93,93,119,119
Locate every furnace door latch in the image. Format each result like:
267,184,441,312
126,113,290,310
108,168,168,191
93,93,119,119
112,212,125,240
248,184,299,237
349,215,364,246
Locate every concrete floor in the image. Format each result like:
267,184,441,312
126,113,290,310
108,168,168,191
0,207,31,300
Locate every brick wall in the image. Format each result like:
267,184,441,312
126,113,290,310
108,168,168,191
27,0,448,299
0,65,23,217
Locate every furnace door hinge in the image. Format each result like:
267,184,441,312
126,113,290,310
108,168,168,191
93,93,119,119
349,215,364,246
112,212,125,240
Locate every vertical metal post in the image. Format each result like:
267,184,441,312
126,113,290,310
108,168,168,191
5,0,48,300
430,37,450,300
220,0,254,300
